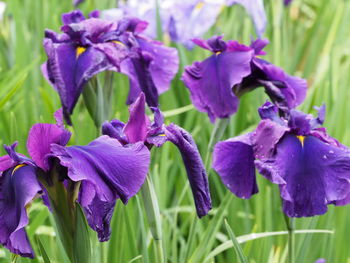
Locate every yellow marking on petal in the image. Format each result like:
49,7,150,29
219,4,226,13
195,1,205,10
159,134,166,137
25,202,32,210
297,135,305,147
12,164,26,175
76,46,86,58
163,33,171,46
112,40,125,46
216,51,221,55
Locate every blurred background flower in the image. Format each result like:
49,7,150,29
101,0,267,48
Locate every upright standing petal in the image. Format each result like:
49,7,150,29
4,143,34,166
101,119,128,145
0,165,42,258
257,100,284,123
253,119,289,160
165,124,211,217
182,42,253,121
62,10,85,24
27,122,71,171
123,93,150,143
121,51,159,107
213,133,258,198
310,104,326,128
137,38,179,95
121,36,179,107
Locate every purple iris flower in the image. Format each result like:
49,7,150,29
284,0,293,6
50,138,150,241
0,109,151,257
182,36,307,122
73,0,84,6
38,111,150,242
213,102,350,217
102,93,212,217
102,0,266,48
117,17,179,107
228,0,266,38
0,110,71,258
0,145,43,258
42,10,178,124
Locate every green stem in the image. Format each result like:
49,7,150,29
284,215,295,263
141,176,165,263
40,164,75,262
155,239,165,263
83,72,114,130
184,215,198,262
39,162,84,263
204,117,230,171
11,254,18,263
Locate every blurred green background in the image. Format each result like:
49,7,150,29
0,0,350,262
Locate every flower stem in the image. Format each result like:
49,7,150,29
204,117,230,171
284,215,295,263
83,71,114,130
155,239,165,263
141,176,165,263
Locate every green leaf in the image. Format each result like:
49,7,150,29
27,207,50,237
136,197,149,263
73,203,91,263
204,229,334,262
141,176,165,263
82,80,98,127
189,193,233,263
0,71,26,109
36,236,51,263
128,255,143,263
224,219,249,263
156,104,195,119
141,176,162,241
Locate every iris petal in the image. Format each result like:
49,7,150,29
213,133,258,199
51,136,150,240
0,165,42,258
138,38,179,95
256,135,350,217
123,92,150,143
182,49,253,122
165,124,212,217
230,0,267,38
27,123,71,171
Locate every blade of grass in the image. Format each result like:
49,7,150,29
204,229,334,262
224,219,249,263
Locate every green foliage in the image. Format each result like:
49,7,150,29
0,0,349,262
73,204,91,263
224,219,249,263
